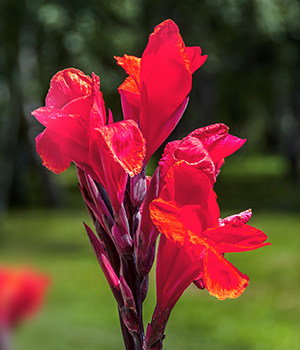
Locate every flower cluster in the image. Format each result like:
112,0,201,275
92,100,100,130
32,19,269,350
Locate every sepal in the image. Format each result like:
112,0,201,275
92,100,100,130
119,276,136,310
119,277,141,337
119,306,140,335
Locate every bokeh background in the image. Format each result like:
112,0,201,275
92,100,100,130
0,1,299,349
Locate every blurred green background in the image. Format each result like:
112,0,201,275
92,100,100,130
0,0,299,349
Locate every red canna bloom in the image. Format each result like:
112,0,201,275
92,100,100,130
32,68,146,212
159,123,246,187
0,267,49,329
115,19,207,162
150,162,270,310
144,124,247,319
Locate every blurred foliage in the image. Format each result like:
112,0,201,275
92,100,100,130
0,0,300,212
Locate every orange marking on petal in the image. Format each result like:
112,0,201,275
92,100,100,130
115,55,141,88
203,247,249,300
119,76,140,94
150,198,187,244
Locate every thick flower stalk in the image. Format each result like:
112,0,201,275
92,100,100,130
32,19,269,350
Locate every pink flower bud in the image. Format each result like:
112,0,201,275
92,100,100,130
130,169,147,208
112,224,133,256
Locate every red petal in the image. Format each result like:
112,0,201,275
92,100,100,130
116,56,141,122
33,72,106,158
35,130,72,173
174,136,210,165
201,222,270,253
89,120,146,212
173,135,216,183
32,107,63,127
90,73,107,127
46,68,92,109
96,120,146,177
115,20,207,162
156,235,203,310
203,247,249,300
119,79,141,122
140,20,192,160
150,198,187,244
36,128,88,174
150,162,219,244
207,188,220,224
219,209,252,226
189,123,246,164
115,55,141,88
158,140,180,183
145,96,189,163
91,151,127,213
33,99,91,146
160,162,215,210
185,46,207,74
119,76,140,95
159,123,243,186
115,55,141,122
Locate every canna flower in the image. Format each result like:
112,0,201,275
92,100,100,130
146,160,269,349
0,266,49,329
142,123,246,297
150,162,270,309
159,123,246,187
32,69,146,212
31,19,270,350
115,19,207,162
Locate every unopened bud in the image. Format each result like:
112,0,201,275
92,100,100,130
112,224,133,255
119,276,136,310
115,204,130,235
130,169,147,208
86,174,114,229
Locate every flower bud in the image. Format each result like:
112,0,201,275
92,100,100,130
112,223,133,256
130,169,147,208
119,276,136,310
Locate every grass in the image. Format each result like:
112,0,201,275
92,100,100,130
1,154,299,349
